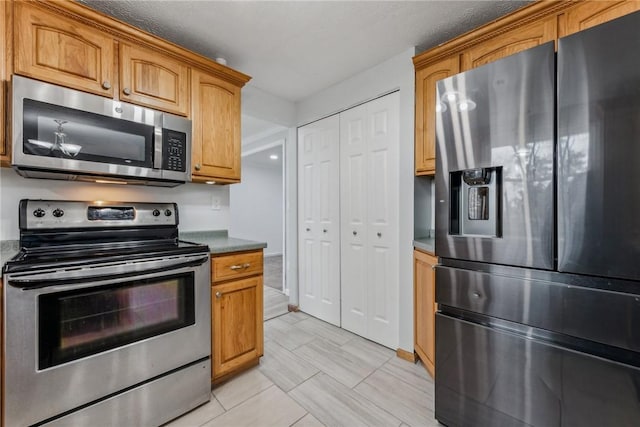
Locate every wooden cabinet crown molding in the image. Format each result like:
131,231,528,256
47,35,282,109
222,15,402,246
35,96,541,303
23,0,251,87
413,1,575,70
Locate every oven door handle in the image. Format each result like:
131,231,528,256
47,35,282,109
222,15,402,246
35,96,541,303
8,255,209,289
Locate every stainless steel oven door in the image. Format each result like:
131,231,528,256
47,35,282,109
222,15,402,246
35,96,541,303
3,253,210,427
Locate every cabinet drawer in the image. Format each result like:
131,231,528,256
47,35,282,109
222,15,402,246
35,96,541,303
211,251,263,282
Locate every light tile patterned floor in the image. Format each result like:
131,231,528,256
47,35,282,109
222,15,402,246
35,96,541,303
166,312,438,427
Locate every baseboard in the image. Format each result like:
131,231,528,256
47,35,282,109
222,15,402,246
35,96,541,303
396,348,417,363
264,252,283,258
287,304,299,312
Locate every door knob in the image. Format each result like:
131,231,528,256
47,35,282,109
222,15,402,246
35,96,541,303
102,80,111,90
216,291,222,299
123,87,131,96
194,163,201,171
353,231,357,236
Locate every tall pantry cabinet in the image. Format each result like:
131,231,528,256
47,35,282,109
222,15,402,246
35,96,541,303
298,92,400,349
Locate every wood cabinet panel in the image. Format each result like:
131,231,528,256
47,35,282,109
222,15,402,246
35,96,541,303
460,15,557,71
14,1,114,97
1,0,8,166
119,43,189,116
414,249,437,378
191,69,241,183
212,275,263,380
415,55,459,176
212,250,263,283
561,1,640,37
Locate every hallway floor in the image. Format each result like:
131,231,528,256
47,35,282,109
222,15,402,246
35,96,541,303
166,311,438,427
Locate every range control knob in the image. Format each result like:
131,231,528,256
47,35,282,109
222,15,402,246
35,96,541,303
152,209,161,217
33,208,45,218
52,208,64,218
164,209,172,217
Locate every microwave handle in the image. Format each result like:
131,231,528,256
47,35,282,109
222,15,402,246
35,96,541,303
154,126,163,170
8,255,209,289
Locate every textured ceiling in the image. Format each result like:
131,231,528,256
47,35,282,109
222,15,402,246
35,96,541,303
81,0,530,103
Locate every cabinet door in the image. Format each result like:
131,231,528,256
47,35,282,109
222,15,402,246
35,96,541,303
414,249,437,378
191,69,241,183
1,0,7,166
14,1,114,97
212,276,263,379
415,55,459,175
460,15,557,70
119,43,189,116
560,1,640,37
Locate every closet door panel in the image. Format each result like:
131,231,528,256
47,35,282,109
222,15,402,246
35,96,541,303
365,93,400,349
340,104,368,336
298,115,341,326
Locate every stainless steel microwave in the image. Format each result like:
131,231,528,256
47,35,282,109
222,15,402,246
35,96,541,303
12,75,192,187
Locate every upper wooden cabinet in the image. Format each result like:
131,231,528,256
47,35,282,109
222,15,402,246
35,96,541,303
119,43,189,116
460,15,557,71
560,1,640,37
191,69,241,183
1,0,8,166
5,0,251,182
415,55,459,175
14,1,115,97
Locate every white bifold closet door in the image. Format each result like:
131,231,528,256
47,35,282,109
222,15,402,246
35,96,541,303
340,92,399,349
297,114,341,326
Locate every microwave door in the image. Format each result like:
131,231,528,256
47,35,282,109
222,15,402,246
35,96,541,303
12,75,164,181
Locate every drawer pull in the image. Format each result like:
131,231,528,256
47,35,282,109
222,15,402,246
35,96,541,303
230,263,251,270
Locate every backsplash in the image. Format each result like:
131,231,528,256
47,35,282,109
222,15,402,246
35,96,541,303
0,168,230,240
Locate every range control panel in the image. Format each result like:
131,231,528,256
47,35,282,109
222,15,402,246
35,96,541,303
20,200,178,230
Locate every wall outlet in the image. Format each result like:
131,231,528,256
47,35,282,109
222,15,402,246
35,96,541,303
211,195,221,211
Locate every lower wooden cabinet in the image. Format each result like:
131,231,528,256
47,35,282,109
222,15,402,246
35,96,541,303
211,250,264,382
414,249,437,378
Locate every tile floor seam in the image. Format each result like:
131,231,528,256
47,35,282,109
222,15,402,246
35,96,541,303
287,411,310,427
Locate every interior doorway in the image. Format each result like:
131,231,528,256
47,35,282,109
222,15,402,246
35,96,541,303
229,141,288,320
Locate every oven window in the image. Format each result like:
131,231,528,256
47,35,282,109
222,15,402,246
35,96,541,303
22,99,154,168
38,273,195,369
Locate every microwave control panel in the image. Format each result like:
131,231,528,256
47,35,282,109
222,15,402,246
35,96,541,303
162,129,187,172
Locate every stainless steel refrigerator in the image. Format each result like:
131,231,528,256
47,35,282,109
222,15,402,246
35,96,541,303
434,11,640,427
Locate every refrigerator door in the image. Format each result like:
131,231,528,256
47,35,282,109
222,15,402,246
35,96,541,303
558,11,640,281
435,42,555,269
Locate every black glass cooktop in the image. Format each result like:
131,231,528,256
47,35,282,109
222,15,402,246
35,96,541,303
3,239,209,274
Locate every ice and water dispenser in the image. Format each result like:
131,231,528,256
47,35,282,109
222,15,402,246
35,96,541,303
449,167,501,237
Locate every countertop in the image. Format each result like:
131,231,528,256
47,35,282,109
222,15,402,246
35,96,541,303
413,236,435,255
180,230,267,254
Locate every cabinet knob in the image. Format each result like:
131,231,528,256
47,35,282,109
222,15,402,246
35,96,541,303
215,291,222,299
323,229,328,233
353,231,357,236
306,227,310,232
102,80,111,90
123,87,131,96
195,163,201,171
377,232,382,238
